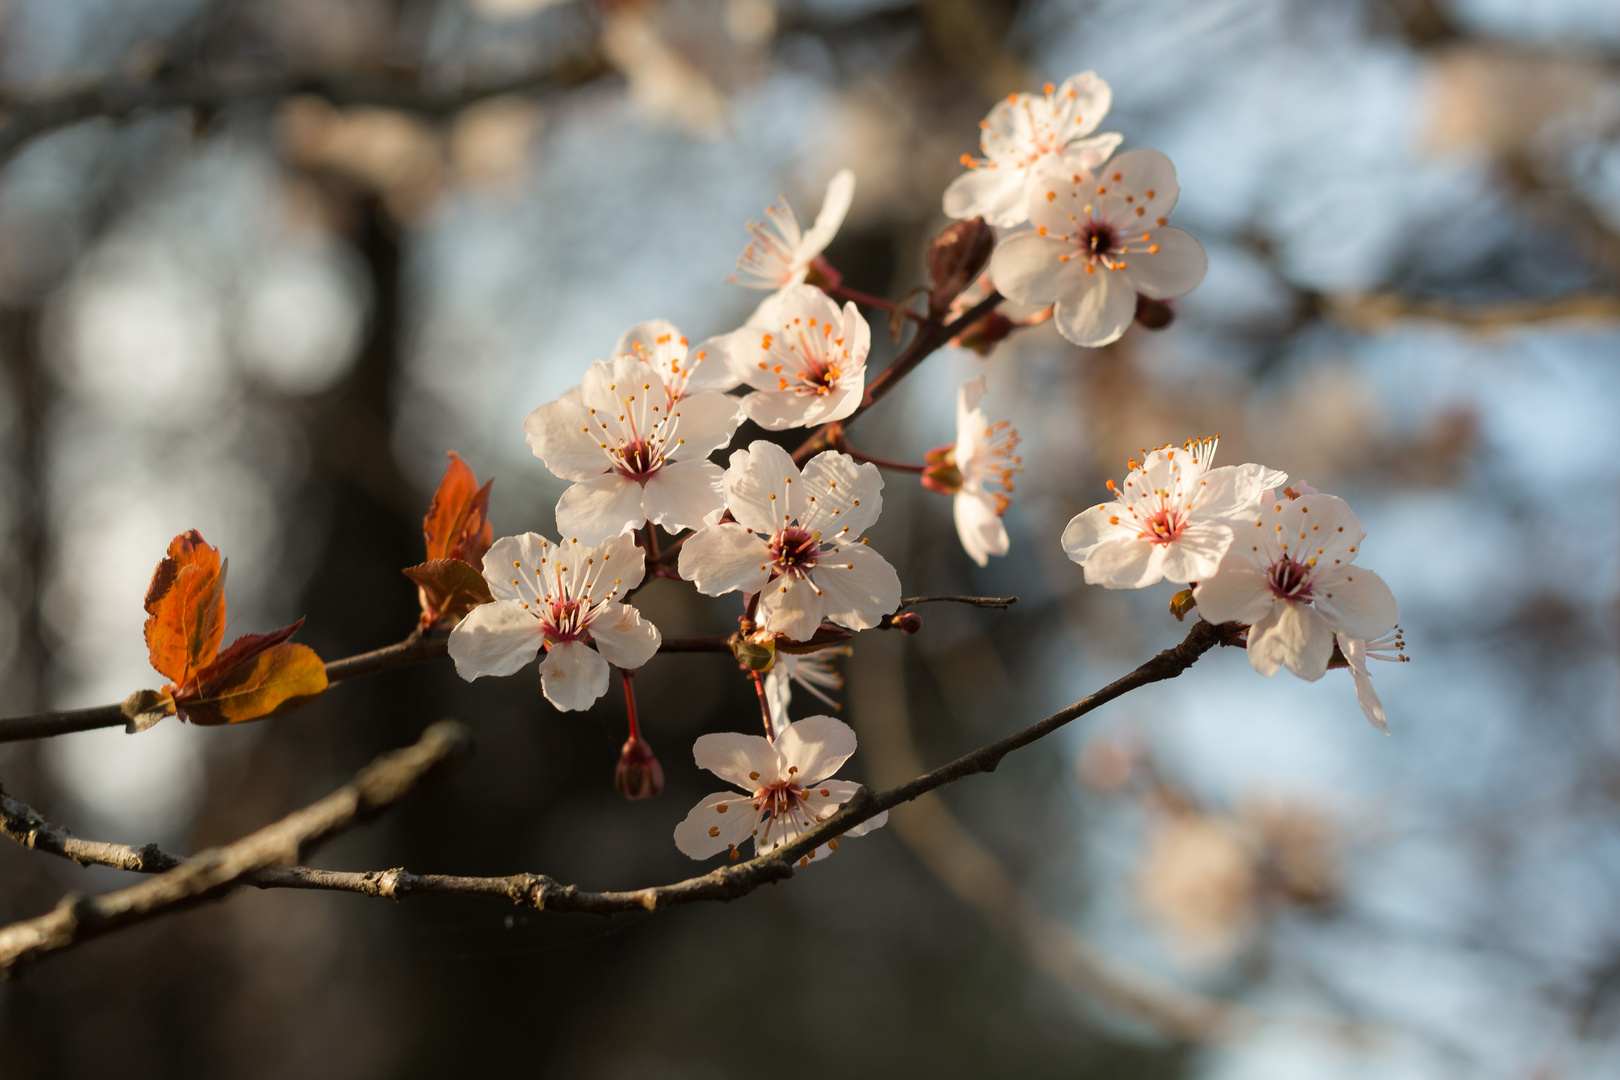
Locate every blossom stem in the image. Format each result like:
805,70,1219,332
843,447,926,473
621,668,641,743
827,284,925,323
751,671,777,742
641,524,662,563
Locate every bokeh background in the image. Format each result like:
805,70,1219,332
0,0,1616,1075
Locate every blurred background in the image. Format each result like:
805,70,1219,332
0,0,1616,1075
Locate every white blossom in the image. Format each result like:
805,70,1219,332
923,377,1022,566
448,533,661,712
523,354,741,545
728,283,870,431
1062,438,1284,589
943,73,1122,228
1194,493,1399,682
678,440,900,641
989,149,1207,347
729,169,855,290
764,646,849,727
673,715,887,864
613,318,740,398
1337,627,1408,735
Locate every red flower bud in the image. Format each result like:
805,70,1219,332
928,218,997,315
892,612,922,634
614,734,665,800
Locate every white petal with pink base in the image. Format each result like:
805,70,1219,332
730,284,870,431
729,170,855,290
673,715,888,863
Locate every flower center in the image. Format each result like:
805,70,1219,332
1139,507,1185,545
755,780,807,821
1082,220,1119,258
1267,557,1315,602
767,526,820,578
615,438,659,481
545,597,588,640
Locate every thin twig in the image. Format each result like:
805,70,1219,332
1,622,1233,924
898,595,1017,610
0,720,474,972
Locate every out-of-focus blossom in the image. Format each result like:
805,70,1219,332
679,441,900,641
921,377,1022,566
947,271,1052,354
523,355,740,544
764,645,849,726
1336,627,1409,734
1137,812,1258,959
729,170,855,290
728,284,869,430
448,533,661,712
1062,438,1284,589
613,318,740,399
673,715,887,863
943,73,1121,228
1195,494,1399,682
989,150,1207,347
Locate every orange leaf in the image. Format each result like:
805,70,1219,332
142,530,227,690
190,618,306,692
177,642,329,726
403,559,495,628
423,451,494,564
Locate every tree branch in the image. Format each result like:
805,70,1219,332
0,56,612,166
2,622,1232,926
0,719,473,972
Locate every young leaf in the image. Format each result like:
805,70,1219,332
403,559,494,628
185,618,306,695
142,530,227,690
121,688,176,734
423,451,494,564
179,642,330,726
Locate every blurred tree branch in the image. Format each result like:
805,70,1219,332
1327,292,1620,332
0,55,612,167
0,719,473,972
0,623,1232,968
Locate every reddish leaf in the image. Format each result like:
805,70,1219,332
188,618,306,695
403,559,495,628
178,642,329,726
423,451,494,565
142,530,227,690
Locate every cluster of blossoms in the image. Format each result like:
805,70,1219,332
435,70,1405,872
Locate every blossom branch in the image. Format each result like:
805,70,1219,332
0,720,474,972
3,622,1232,928
897,595,1018,610
0,56,611,167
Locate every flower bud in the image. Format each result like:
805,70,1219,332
1134,295,1175,330
928,217,997,315
804,255,843,291
1169,588,1197,622
731,633,776,673
891,611,922,634
615,734,665,800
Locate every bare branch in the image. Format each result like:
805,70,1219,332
3,622,1233,925
0,56,611,167
898,595,1018,610
0,720,473,973
1327,292,1620,332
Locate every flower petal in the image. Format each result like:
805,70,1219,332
1053,266,1136,348
522,397,607,482
447,600,543,680
799,168,855,257
1078,535,1160,589
1124,227,1207,301
954,490,1008,566
694,729,781,787
809,543,901,632
756,573,825,641
988,231,1084,306
677,522,772,597
674,790,763,860
641,459,726,534
587,600,662,669
723,440,799,535
1248,601,1333,681
796,450,883,540
681,334,743,393
538,639,611,711
1105,147,1182,217
481,533,553,603
1061,504,1126,563
1058,131,1122,172
943,166,1030,228
1337,634,1390,734
1314,568,1399,641
743,389,824,430
554,473,647,546
1156,518,1234,583
1193,560,1274,625
775,714,858,785
1056,71,1112,139
664,390,742,460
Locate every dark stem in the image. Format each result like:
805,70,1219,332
827,283,925,323
751,671,776,742
640,524,661,563
621,669,640,743
844,447,927,473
